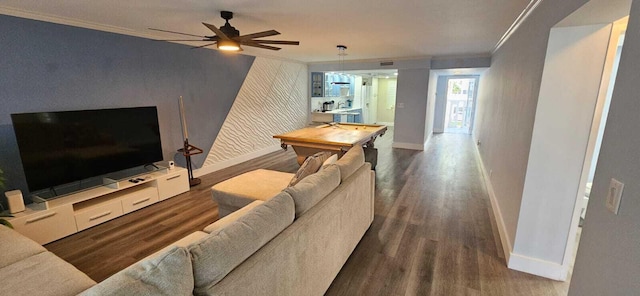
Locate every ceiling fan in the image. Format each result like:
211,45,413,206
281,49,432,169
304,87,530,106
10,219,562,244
149,11,300,51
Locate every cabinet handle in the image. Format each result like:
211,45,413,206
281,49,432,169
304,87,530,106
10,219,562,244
89,211,112,221
166,175,181,181
132,198,151,206
26,212,56,223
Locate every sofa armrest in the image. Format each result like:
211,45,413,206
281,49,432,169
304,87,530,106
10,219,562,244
204,200,264,234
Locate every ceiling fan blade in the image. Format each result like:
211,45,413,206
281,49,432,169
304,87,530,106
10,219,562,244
153,39,212,42
250,40,300,45
242,42,281,51
149,28,205,38
236,30,280,40
202,22,231,40
191,42,217,49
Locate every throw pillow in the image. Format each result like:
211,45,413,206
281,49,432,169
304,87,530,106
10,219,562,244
320,154,338,170
288,151,332,186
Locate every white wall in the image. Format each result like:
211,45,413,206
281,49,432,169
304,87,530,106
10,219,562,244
512,24,611,277
376,78,397,124
474,0,589,258
425,71,438,142
569,1,640,294
198,57,308,175
433,76,448,133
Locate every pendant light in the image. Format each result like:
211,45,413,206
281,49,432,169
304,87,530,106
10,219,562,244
331,45,350,85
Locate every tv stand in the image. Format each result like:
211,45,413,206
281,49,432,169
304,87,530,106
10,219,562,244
7,167,190,244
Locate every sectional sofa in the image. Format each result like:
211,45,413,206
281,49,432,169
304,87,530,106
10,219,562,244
0,145,374,296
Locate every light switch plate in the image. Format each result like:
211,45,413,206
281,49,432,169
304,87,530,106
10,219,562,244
606,178,624,215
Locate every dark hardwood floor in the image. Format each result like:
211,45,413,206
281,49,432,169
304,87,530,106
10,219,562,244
47,128,569,295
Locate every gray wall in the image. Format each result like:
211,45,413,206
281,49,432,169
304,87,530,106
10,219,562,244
473,0,588,248
569,0,640,294
393,68,430,146
0,15,254,197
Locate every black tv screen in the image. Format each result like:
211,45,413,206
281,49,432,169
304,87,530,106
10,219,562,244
11,107,164,192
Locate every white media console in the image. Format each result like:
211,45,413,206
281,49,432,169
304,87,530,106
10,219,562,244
7,167,190,244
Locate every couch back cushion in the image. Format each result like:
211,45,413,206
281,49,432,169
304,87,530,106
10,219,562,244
0,225,46,268
79,247,193,296
283,164,341,218
189,191,295,294
335,145,365,182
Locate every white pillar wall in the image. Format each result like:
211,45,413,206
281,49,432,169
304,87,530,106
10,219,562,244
512,24,612,279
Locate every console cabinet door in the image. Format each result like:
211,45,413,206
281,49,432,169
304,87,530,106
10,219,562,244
122,187,158,213
157,169,189,201
75,200,124,231
11,204,77,244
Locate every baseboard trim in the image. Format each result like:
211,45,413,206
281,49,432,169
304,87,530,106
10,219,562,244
194,145,282,178
392,142,424,151
508,253,568,281
433,128,444,133
474,144,568,281
474,144,513,264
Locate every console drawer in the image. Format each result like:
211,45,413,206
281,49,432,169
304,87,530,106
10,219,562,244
10,204,77,244
121,187,158,214
75,200,123,231
157,169,189,200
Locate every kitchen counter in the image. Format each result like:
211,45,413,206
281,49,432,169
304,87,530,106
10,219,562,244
314,107,362,114
311,107,363,123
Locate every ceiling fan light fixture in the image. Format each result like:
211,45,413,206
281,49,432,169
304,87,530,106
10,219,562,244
217,39,241,51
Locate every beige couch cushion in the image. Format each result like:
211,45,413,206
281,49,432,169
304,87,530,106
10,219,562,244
284,164,341,218
80,247,193,296
288,151,332,186
0,225,46,268
190,191,295,294
144,231,209,261
204,200,264,234
0,251,95,296
212,169,294,210
335,145,365,182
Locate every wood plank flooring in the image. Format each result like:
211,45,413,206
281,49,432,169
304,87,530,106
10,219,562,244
46,128,570,295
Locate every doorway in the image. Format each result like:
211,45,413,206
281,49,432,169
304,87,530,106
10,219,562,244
569,21,626,270
444,77,478,134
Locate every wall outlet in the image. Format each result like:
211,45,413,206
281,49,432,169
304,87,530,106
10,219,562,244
606,178,624,215
397,103,405,109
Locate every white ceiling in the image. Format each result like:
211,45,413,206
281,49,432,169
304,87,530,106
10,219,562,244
0,0,532,63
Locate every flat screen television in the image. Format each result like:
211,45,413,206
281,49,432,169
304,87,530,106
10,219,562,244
11,107,164,192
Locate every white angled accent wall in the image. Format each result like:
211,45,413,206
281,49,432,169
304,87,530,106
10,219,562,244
202,57,308,170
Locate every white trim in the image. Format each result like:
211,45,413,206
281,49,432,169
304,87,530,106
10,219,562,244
475,141,571,281
493,0,544,53
474,144,512,263
376,121,395,127
423,133,433,150
392,142,424,151
194,145,281,178
508,253,568,281
0,5,154,40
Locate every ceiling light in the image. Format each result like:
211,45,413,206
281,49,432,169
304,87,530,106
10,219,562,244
217,40,241,51
331,45,350,85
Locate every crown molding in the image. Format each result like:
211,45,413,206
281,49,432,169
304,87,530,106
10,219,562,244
493,0,544,53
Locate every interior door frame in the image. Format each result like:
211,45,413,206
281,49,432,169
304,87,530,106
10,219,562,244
441,75,480,134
